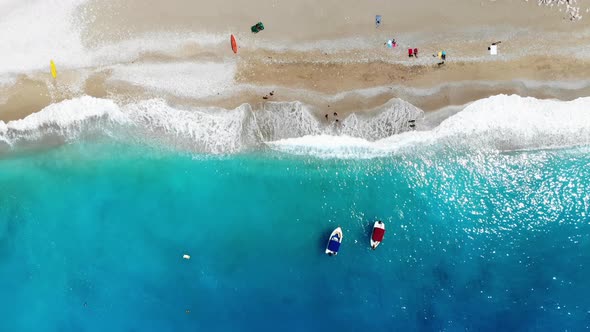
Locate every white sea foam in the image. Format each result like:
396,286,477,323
0,96,127,146
428,94,590,149
87,32,228,67
2,95,590,156
0,96,420,153
123,99,255,154
109,62,237,99
268,95,590,158
0,75,17,87
0,1,229,75
0,0,89,74
265,135,392,159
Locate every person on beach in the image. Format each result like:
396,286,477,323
385,38,396,48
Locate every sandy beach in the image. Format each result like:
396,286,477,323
1,0,590,122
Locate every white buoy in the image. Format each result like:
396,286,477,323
183,254,191,260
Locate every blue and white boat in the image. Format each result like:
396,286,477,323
325,227,343,256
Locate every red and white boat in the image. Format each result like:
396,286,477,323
371,221,385,249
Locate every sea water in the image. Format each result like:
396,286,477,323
1,138,589,331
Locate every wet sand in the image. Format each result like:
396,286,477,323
2,53,590,122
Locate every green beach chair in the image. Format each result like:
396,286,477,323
251,22,265,33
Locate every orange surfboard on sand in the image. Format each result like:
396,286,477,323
231,34,238,54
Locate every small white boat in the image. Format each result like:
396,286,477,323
371,221,385,250
325,227,343,256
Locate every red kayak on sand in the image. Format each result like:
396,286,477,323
371,221,385,250
230,34,238,54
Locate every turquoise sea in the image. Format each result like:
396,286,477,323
1,138,589,331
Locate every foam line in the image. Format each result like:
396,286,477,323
2,95,590,156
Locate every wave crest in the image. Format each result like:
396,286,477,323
3,94,590,157
269,95,590,158
0,96,422,154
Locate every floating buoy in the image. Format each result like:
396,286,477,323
50,60,57,79
183,254,191,260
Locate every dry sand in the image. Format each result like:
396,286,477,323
81,0,589,43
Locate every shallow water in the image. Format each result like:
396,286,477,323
1,141,589,331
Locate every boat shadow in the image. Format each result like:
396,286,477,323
318,228,332,254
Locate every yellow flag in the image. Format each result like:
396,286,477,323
50,60,57,79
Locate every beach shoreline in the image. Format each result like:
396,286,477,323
2,0,590,123
2,54,590,122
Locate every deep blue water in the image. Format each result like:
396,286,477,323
1,142,589,331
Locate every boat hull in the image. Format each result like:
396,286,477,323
325,227,343,256
371,221,385,249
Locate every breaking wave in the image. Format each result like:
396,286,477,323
2,94,590,157
267,95,590,158
0,96,422,154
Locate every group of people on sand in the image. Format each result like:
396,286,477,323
262,90,275,100
325,112,339,123
385,38,397,48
